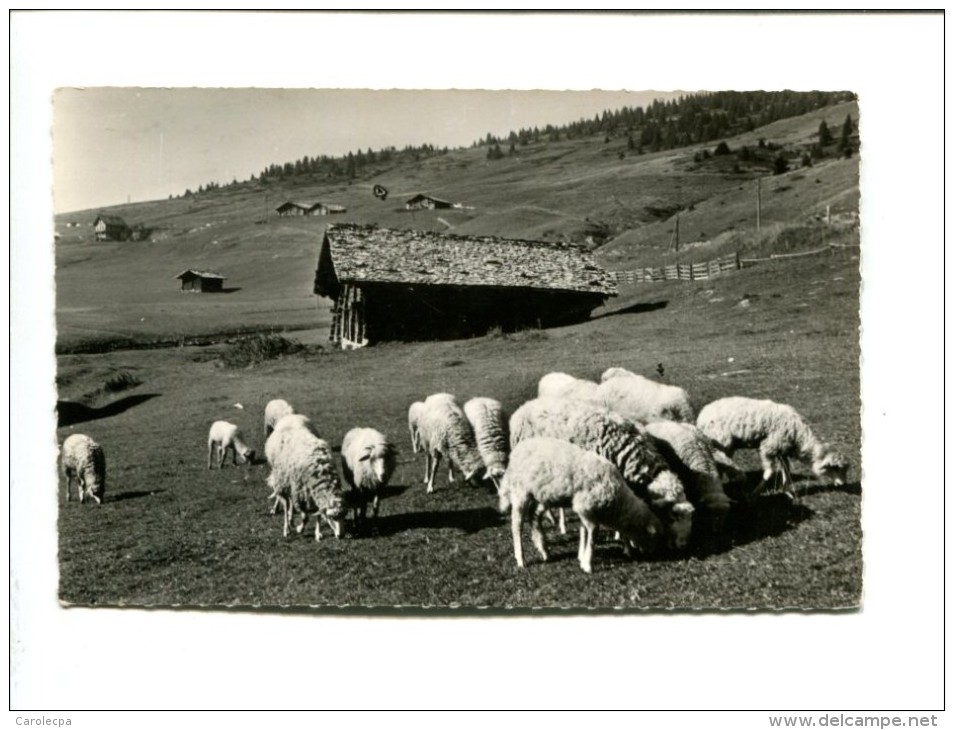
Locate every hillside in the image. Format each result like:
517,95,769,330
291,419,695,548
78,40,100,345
54,99,859,351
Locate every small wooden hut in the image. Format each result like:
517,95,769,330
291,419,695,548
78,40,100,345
175,269,226,293
314,224,617,349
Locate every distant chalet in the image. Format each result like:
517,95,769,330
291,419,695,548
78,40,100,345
276,201,347,217
314,223,617,349
405,194,454,211
175,269,226,293
93,214,131,241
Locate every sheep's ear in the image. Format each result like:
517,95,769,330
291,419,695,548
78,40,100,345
358,452,371,462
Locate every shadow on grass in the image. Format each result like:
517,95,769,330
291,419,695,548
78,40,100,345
687,471,817,558
796,481,862,498
109,489,164,503
219,287,242,294
595,300,668,319
372,505,503,538
57,393,161,427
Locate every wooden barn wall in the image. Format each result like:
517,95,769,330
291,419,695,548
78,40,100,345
341,282,605,344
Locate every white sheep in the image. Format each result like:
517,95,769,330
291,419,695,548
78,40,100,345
61,433,106,504
264,413,321,513
499,437,663,573
264,398,295,439
417,393,485,493
207,420,256,469
408,401,425,453
509,396,694,549
696,396,850,496
597,367,695,422
537,371,600,402
265,424,347,540
463,397,509,490
340,427,397,529
644,420,734,534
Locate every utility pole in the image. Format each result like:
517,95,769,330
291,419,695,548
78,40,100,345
756,177,761,233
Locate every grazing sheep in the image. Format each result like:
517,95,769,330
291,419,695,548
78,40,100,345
417,393,485,493
265,425,347,540
509,396,694,549
263,398,295,439
207,421,256,469
408,401,425,453
696,396,850,496
538,371,600,402
341,427,397,529
264,413,321,514
644,420,734,534
597,367,695,422
463,397,509,490
499,437,663,573
61,433,106,504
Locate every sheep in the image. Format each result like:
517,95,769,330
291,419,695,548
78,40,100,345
61,433,106,504
643,420,734,534
417,393,485,493
207,420,256,469
499,437,663,573
263,398,295,439
408,401,425,453
509,396,694,549
537,371,600,403
463,397,509,491
264,413,321,513
696,396,850,497
340,427,397,530
597,367,695,423
265,425,347,540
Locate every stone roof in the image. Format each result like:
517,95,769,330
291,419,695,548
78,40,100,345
316,224,617,296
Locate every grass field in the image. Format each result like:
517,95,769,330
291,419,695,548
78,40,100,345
57,250,862,610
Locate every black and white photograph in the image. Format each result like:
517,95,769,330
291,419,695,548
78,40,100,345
51,85,862,610
10,10,945,717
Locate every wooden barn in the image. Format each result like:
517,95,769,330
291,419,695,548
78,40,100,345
313,224,617,349
276,201,348,216
405,193,454,211
276,201,317,217
175,269,226,293
93,214,131,241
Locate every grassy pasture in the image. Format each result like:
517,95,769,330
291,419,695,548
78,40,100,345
57,250,862,610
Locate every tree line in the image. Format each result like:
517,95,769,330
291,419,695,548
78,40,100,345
177,90,856,197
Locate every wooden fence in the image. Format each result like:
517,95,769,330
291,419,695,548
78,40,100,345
614,243,858,284
613,253,742,284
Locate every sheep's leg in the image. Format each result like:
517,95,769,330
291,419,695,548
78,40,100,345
218,445,228,469
314,515,323,542
530,508,549,562
282,502,292,538
64,470,73,502
511,500,526,568
577,516,596,574
447,457,457,484
231,445,238,466
77,474,86,504
558,508,567,535
780,458,798,499
297,512,308,535
427,452,442,494
207,442,215,469
371,493,380,519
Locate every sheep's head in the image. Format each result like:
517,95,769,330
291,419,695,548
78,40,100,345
664,501,695,550
359,442,397,484
622,515,662,556
812,445,850,486
242,448,256,466
486,464,507,493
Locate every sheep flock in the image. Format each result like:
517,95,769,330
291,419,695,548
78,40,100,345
60,366,850,575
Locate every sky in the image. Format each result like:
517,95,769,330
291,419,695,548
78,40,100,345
53,87,683,213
